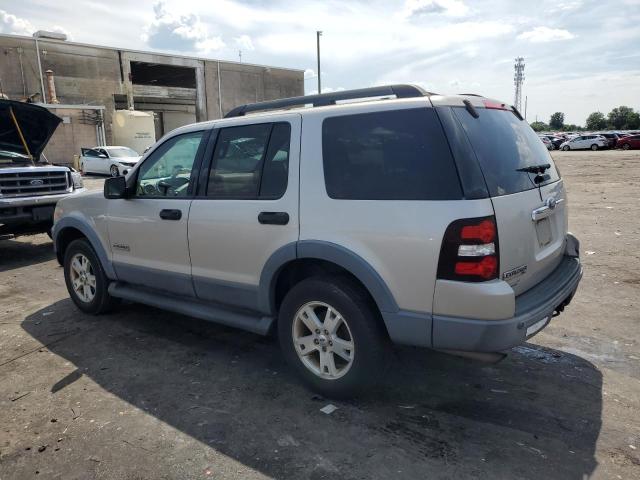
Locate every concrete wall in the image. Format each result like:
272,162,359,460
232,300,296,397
41,108,100,165
0,33,304,165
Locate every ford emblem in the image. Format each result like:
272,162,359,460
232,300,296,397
30,179,44,186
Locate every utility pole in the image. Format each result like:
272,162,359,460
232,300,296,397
316,31,322,94
514,57,525,112
238,50,242,62
524,95,528,120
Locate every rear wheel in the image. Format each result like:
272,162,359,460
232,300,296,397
278,277,388,398
64,238,114,314
590,144,598,151
110,165,120,177
562,145,570,151
622,143,630,150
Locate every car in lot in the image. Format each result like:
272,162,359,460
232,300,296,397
80,146,140,177
540,135,564,150
0,99,85,238
560,134,608,151
616,134,640,150
52,85,582,397
594,132,622,148
538,135,553,150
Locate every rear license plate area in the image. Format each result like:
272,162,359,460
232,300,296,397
535,217,552,246
32,206,55,222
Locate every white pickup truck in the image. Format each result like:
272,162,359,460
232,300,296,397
0,100,85,238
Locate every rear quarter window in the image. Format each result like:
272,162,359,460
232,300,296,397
322,108,462,200
452,107,560,197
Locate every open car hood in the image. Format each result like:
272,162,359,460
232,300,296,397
0,100,62,159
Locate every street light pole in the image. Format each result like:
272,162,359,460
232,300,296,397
316,31,322,94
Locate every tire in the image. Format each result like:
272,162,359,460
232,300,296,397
591,144,598,151
278,276,389,398
622,143,630,150
63,238,114,314
110,165,120,177
562,145,570,151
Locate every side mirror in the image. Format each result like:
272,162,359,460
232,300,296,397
98,153,108,159
104,176,127,199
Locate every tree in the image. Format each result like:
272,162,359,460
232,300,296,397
529,121,549,132
549,112,565,130
608,106,637,130
586,112,607,131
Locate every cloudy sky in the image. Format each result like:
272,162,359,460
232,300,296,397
1,0,639,124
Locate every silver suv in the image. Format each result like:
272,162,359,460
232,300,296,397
52,85,582,397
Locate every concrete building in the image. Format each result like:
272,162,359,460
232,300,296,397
0,33,304,164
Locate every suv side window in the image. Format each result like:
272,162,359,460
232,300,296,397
83,149,100,157
207,122,291,199
322,108,462,200
136,131,204,197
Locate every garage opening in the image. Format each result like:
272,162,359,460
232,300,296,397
130,62,196,88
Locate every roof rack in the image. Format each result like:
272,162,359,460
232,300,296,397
224,84,432,118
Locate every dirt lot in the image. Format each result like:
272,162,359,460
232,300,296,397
1,150,639,480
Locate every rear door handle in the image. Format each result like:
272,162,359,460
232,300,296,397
159,209,182,221
258,211,289,225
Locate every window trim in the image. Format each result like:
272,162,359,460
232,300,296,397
202,121,292,201
130,129,210,200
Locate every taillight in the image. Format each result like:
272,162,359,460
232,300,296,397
437,216,499,282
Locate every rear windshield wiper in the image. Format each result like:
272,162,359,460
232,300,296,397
516,164,550,174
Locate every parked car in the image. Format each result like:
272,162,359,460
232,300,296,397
80,146,141,177
542,135,564,150
53,85,582,397
616,134,640,150
0,99,85,238
594,132,620,148
539,135,553,150
560,135,608,151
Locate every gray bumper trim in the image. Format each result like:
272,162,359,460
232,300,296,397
431,255,582,352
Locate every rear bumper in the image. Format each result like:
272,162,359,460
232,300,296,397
431,249,582,352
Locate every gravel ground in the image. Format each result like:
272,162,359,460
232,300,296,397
1,151,639,479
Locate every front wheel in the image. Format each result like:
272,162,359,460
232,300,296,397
64,238,114,314
562,145,570,151
622,143,630,150
591,144,599,151
110,165,120,177
278,277,388,398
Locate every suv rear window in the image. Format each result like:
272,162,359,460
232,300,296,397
322,108,462,200
452,107,560,197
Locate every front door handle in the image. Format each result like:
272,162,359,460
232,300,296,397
258,211,289,225
159,209,182,221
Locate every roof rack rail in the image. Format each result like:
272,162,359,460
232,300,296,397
458,93,485,97
224,84,432,118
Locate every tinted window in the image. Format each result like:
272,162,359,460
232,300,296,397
207,122,290,199
452,107,560,197
136,131,204,197
322,108,462,200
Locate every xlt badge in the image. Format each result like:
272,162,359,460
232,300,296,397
112,243,130,252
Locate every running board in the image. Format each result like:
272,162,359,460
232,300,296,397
108,282,274,335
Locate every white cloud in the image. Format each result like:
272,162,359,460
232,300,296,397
142,2,224,53
400,0,469,19
304,68,317,79
0,9,34,36
234,34,254,51
307,86,346,95
518,26,575,43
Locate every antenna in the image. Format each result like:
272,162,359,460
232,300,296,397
514,57,525,112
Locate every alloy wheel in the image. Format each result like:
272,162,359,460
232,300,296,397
69,253,97,303
110,165,119,177
292,301,355,380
